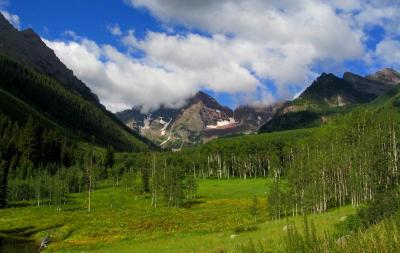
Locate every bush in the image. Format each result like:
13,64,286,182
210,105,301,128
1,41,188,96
337,189,400,234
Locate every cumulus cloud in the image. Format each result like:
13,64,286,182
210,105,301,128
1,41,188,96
45,35,260,113
373,39,400,67
46,0,400,112
1,10,20,29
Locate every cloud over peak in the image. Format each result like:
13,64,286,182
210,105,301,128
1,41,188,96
46,0,399,112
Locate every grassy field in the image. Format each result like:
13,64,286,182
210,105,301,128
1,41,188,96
0,179,355,252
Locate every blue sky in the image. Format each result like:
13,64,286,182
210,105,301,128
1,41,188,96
1,0,399,112
3,1,161,53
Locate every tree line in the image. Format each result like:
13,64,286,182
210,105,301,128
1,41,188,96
0,110,198,209
0,54,150,152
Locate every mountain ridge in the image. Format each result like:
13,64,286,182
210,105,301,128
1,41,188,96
116,91,279,148
0,13,99,104
0,13,154,151
260,68,400,133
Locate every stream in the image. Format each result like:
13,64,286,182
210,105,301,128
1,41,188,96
0,237,38,253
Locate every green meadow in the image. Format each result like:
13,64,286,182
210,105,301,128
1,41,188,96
0,179,354,252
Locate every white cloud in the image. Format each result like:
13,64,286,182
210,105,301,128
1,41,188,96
1,10,20,29
45,36,259,113
125,0,365,94
373,39,400,67
130,32,258,91
47,0,400,112
107,24,122,36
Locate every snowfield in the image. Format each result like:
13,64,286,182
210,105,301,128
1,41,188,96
206,117,237,129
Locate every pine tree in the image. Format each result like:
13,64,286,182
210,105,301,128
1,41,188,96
0,160,8,208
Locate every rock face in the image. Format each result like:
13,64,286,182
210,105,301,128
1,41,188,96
0,13,99,103
366,68,400,86
116,91,280,148
260,69,400,133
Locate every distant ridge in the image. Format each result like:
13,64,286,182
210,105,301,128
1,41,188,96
260,68,400,133
116,91,280,148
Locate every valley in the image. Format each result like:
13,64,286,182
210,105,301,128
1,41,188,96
0,179,355,253
0,3,400,253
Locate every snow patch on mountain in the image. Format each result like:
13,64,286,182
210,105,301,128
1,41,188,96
160,135,172,146
206,117,238,129
160,117,172,136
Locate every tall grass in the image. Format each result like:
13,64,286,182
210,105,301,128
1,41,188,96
285,214,400,253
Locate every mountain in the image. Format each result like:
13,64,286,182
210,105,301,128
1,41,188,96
366,68,400,85
0,14,153,151
116,91,279,148
0,14,99,104
260,69,400,133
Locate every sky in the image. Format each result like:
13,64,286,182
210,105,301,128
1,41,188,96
1,0,400,112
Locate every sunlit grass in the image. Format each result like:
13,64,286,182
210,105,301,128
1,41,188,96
0,179,355,252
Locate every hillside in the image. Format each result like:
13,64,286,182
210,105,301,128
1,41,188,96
0,13,155,152
0,13,98,104
260,69,400,133
0,55,152,151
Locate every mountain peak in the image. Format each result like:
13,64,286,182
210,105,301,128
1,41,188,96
187,91,231,113
0,12,16,31
298,73,344,100
317,72,338,81
342,71,360,79
0,16,99,103
367,68,400,85
193,91,217,102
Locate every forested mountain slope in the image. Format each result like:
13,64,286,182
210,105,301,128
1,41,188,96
0,13,98,104
0,13,154,152
260,69,400,133
0,54,152,152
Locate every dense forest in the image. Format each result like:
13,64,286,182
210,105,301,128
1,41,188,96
0,54,152,152
3,88,400,212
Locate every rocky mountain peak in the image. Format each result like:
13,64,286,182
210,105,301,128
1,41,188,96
367,68,400,85
116,91,277,148
187,91,232,115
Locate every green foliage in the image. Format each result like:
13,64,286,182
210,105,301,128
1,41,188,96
0,160,8,208
249,196,259,222
0,54,151,152
234,240,265,253
283,207,400,253
285,217,327,253
260,110,320,133
103,146,115,168
338,189,400,234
